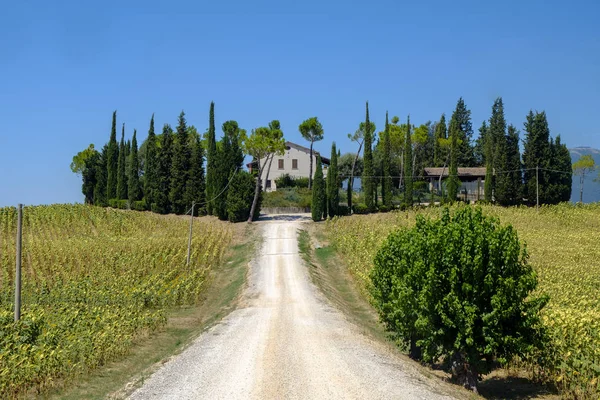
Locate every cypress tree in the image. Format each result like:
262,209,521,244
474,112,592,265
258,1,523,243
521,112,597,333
312,155,326,221
522,111,551,205
185,135,206,216
452,98,475,167
82,151,100,204
327,142,339,218
214,120,245,220
475,121,488,166
106,111,118,200
433,114,447,167
484,128,494,203
206,102,217,215
155,124,174,214
94,144,108,206
382,112,392,208
116,124,128,201
504,125,522,205
170,111,191,215
447,116,460,201
128,129,141,202
404,115,413,206
489,98,507,204
144,114,158,209
363,102,374,211
548,135,572,203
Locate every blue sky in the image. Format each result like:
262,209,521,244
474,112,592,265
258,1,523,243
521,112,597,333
1,0,599,206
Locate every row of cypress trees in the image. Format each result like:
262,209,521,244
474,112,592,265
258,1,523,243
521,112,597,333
311,142,341,221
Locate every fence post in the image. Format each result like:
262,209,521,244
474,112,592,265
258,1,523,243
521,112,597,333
14,204,23,322
186,202,195,267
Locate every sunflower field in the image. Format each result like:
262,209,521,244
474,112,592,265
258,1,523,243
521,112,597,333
0,204,232,398
325,203,600,398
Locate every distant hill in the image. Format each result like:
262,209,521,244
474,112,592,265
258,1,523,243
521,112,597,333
569,147,600,203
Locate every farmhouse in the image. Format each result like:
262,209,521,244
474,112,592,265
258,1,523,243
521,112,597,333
246,141,330,191
423,167,487,202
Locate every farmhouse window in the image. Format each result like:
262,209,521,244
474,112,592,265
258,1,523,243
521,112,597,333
266,180,272,188
278,159,284,169
292,159,298,169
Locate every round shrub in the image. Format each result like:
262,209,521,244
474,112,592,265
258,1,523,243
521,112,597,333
370,206,548,392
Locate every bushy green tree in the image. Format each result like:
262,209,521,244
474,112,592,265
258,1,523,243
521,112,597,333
154,124,174,214
446,117,460,201
71,144,100,204
226,171,260,222
298,117,324,189
311,156,326,221
144,114,158,209
106,111,118,200
404,115,413,206
215,120,245,220
128,129,141,202
94,145,108,206
206,102,217,215
363,102,375,211
185,135,206,215
433,114,447,167
327,142,339,217
371,207,548,392
116,124,128,200
170,111,191,214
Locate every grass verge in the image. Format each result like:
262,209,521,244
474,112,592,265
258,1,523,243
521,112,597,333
46,224,258,400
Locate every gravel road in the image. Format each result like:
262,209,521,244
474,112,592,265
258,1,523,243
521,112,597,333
129,215,458,399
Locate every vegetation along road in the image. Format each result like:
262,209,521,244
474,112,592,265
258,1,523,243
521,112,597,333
129,215,459,399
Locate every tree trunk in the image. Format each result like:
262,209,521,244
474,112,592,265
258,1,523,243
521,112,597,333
450,351,478,393
409,335,422,360
309,141,314,189
248,158,264,223
348,141,364,212
264,154,274,191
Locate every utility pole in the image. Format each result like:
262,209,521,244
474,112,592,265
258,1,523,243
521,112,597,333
14,204,22,322
536,165,539,211
186,202,195,267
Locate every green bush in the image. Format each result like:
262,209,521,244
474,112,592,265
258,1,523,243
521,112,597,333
337,205,350,216
370,207,548,392
274,174,309,189
132,200,147,211
352,203,370,214
378,205,390,213
262,188,312,208
108,199,128,209
226,171,261,222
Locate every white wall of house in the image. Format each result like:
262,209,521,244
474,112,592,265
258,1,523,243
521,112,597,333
258,145,327,191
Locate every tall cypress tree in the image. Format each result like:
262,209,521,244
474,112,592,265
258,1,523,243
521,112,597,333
327,142,339,217
362,102,374,211
106,111,118,200
489,98,507,203
504,124,522,205
116,124,128,200
382,112,392,207
447,116,459,201
155,124,174,214
548,135,572,203
522,111,551,205
128,129,141,202
311,155,326,221
452,98,475,167
214,120,245,220
433,114,447,167
404,115,413,206
170,111,191,214
144,114,158,209
206,102,217,215
475,121,488,166
94,144,108,206
185,135,206,216
484,127,494,203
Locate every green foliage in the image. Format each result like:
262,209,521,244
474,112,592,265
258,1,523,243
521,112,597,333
215,120,246,220
143,114,158,210
311,156,326,221
72,144,100,204
474,121,488,166
262,188,312,208
116,124,128,200
363,102,375,211
155,124,174,214
434,114,448,167
106,111,119,200
169,111,191,215
489,98,507,204
298,116,324,189
382,112,392,208
548,135,572,203
451,97,475,167
185,135,206,216
128,129,141,202
274,174,309,189
131,199,147,211
404,115,413,206
94,145,108,207
327,142,339,217
523,111,552,205
226,171,260,222
370,207,548,391
206,102,217,215
447,117,459,201
352,203,369,214
108,199,128,209
70,144,99,175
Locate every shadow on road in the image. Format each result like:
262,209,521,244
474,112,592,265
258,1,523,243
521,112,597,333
258,214,312,222
478,375,559,399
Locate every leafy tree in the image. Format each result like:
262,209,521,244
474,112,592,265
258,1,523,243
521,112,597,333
243,124,286,222
363,102,375,211
154,124,174,214
371,207,548,392
184,134,206,216
116,124,128,200
403,115,413,206
71,145,100,204
206,102,217,215
128,129,141,202
215,120,246,220
298,117,324,189
311,155,326,221
573,154,595,203
71,144,99,175
411,122,433,178
327,142,339,217
522,111,551,205
226,171,260,222
94,145,108,206
451,98,475,167
106,111,119,200
382,112,392,207
170,111,191,215
433,114,447,167
144,114,159,209
446,117,459,201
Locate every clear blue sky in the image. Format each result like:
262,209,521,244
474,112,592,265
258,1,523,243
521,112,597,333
1,0,598,206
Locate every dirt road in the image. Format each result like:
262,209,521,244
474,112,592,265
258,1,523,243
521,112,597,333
129,215,458,399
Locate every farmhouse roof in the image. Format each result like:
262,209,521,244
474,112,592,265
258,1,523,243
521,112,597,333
423,167,486,178
285,141,330,165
